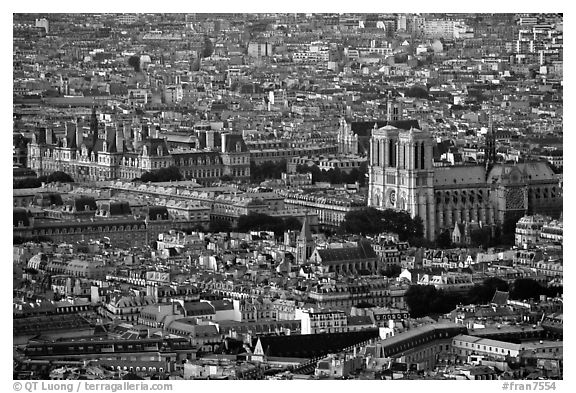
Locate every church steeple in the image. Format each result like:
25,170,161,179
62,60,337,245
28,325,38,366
485,112,497,175
296,214,314,265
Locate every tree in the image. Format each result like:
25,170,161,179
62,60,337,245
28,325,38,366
510,278,546,301
435,230,452,249
470,227,492,248
405,284,461,318
46,171,74,183
406,85,429,99
467,277,509,305
340,207,424,241
283,216,302,232
250,160,287,182
381,264,402,278
14,178,42,189
140,166,183,183
209,220,231,233
202,36,214,58
128,55,141,72
237,212,286,237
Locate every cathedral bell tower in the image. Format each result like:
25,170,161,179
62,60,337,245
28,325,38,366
368,125,436,240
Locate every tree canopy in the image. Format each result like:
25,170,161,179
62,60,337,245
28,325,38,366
46,171,74,183
209,219,232,233
295,162,367,186
340,207,424,241
139,166,183,183
405,85,429,99
405,285,459,318
251,160,287,182
467,277,509,305
128,55,141,72
202,36,214,58
510,278,561,301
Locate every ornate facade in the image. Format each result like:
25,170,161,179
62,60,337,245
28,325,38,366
28,109,250,184
368,125,562,240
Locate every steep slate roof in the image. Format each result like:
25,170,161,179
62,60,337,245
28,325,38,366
316,240,377,263
223,133,248,153
254,329,379,359
491,291,510,306
434,165,486,187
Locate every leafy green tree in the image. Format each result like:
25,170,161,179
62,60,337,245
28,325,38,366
470,227,492,248
202,36,214,58
14,178,42,189
128,55,141,72
283,216,302,231
435,230,452,249
140,166,183,182
381,264,402,278
406,85,429,99
341,207,424,241
250,160,287,182
405,285,461,317
467,277,509,305
209,219,232,233
510,278,546,301
46,171,74,183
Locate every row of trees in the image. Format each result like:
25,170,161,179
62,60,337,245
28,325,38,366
14,171,74,189
136,166,183,183
433,215,522,249
295,162,368,186
250,160,287,183
405,277,563,318
340,207,424,242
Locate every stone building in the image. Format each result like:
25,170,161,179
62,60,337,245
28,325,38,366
368,124,562,240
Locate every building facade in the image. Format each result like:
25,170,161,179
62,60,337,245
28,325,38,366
27,109,250,184
368,125,562,240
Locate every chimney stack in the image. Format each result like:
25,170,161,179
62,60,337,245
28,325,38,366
116,124,124,153
76,121,83,149
45,128,53,145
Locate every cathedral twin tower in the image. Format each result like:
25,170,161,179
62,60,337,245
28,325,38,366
368,125,436,239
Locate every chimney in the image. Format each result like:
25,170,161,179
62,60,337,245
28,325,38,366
104,124,111,143
76,121,83,148
221,133,228,152
45,128,53,145
116,125,124,153
123,123,131,142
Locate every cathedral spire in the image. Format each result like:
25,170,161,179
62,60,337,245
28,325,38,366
485,111,496,175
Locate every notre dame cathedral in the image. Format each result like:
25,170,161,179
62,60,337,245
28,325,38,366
339,114,562,241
